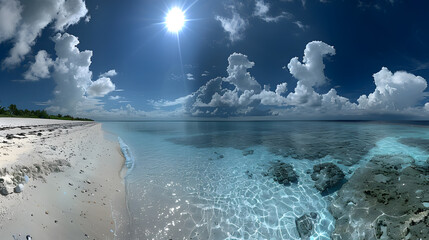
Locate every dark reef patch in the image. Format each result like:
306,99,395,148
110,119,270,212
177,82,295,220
399,137,429,153
311,163,345,194
168,122,384,166
330,155,429,240
264,161,298,186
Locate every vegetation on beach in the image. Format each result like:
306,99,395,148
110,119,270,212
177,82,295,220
0,104,93,121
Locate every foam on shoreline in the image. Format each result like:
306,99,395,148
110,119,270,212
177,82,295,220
118,137,135,174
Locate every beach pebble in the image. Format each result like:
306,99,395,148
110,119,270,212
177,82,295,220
0,187,8,196
14,184,24,193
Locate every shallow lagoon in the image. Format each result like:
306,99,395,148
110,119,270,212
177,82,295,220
103,121,429,240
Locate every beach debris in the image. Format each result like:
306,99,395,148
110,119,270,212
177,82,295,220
311,163,345,193
6,134,14,139
0,160,71,186
264,161,298,185
14,184,24,193
243,149,254,156
0,168,8,176
295,212,318,239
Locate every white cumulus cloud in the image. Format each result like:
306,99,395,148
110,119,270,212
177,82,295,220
23,50,54,81
0,0,88,68
150,41,429,119
275,82,288,95
87,77,116,97
46,33,115,115
225,52,261,92
286,41,336,107
100,69,117,78
0,0,22,43
357,67,427,110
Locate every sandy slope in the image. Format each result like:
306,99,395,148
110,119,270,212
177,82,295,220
0,118,130,239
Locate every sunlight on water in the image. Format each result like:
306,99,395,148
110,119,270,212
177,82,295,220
103,121,429,240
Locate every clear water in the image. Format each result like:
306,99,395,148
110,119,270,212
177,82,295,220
102,121,429,240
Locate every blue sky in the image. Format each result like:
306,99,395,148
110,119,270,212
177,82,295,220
0,0,429,119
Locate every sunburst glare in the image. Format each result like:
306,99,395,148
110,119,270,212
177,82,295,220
165,7,185,33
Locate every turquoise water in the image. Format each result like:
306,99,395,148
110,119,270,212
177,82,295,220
102,121,429,240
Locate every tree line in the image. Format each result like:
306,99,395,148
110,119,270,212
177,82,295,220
0,104,93,121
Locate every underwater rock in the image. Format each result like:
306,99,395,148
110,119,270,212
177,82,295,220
243,149,254,156
265,161,298,186
330,155,429,240
295,212,318,239
311,163,345,193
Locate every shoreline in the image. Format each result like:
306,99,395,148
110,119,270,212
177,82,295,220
0,118,130,239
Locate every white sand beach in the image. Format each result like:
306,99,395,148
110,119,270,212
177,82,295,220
0,118,129,239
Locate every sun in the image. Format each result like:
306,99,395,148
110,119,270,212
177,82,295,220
165,7,185,33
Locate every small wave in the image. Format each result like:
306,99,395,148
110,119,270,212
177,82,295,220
118,137,135,173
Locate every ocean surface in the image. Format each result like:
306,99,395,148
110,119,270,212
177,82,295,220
102,121,429,240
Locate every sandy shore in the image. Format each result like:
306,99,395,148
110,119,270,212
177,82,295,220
0,118,129,239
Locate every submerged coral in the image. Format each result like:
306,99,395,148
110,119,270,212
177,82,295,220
264,161,298,186
311,162,345,194
330,155,429,239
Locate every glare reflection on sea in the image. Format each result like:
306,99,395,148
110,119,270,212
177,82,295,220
102,121,429,240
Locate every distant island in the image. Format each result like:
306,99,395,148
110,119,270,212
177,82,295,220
0,104,93,121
